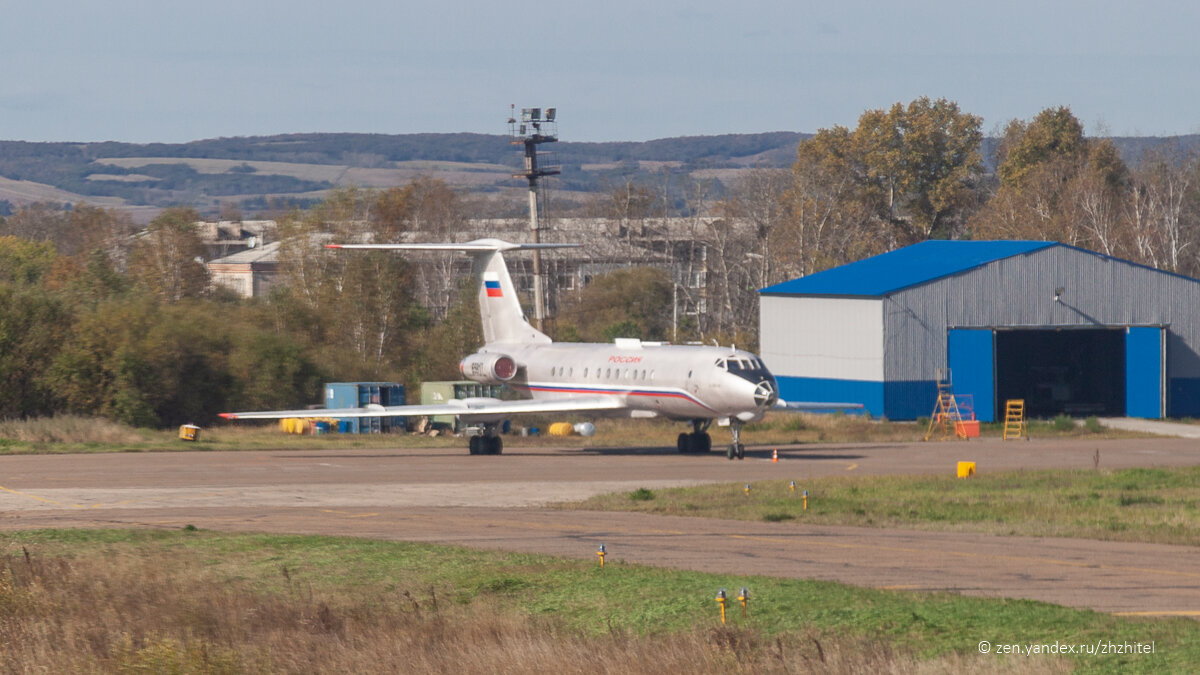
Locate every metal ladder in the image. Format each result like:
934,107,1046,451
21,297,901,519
925,370,967,441
1003,399,1027,440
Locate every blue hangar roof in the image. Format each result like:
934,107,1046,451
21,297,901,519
760,240,1056,297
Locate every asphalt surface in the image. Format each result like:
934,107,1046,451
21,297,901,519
2,436,1199,617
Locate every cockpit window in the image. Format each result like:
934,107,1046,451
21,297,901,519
725,355,773,385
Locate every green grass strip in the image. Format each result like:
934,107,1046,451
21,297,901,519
569,467,1200,546
3,529,1196,673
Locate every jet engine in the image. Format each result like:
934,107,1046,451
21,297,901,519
459,352,518,384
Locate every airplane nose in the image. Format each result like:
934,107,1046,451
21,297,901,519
754,379,778,408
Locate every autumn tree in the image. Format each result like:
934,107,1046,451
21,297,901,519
126,207,209,302
273,187,426,380
0,203,134,258
555,267,672,343
970,107,1132,254
780,126,884,276
854,98,985,240
1127,148,1200,274
776,98,984,278
718,168,790,289
0,274,70,418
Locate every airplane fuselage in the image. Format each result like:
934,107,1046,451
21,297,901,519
468,339,779,423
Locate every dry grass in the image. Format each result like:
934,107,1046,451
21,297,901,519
0,415,146,445
0,542,1060,674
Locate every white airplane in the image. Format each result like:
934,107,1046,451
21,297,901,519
220,239,859,459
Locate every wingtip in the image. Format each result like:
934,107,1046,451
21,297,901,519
218,413,237,419
324,244,343,249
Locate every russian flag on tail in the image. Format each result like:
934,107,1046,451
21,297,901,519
484,272,503,297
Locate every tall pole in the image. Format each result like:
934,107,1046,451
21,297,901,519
510,106,559,331
525,141,545,330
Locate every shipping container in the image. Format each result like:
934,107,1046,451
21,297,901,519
419,381,506,432
325,382,406,433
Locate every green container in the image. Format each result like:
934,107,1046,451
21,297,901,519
419,381,506,432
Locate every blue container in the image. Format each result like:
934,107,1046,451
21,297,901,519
325,382,406,433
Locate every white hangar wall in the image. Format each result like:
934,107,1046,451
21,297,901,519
760,295,886,416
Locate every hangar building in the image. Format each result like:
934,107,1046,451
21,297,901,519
759,240,1200,421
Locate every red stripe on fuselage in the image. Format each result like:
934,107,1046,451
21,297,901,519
517,384,716,413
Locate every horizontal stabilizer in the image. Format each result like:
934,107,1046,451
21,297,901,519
775,400,865,411
326,238,579,253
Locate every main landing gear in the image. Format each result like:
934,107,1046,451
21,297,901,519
726,419,745,461
676,419,712,454
468,424,503,455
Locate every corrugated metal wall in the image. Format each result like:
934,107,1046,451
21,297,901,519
760,295,884,381
883,246,1200,382
880,245,1200,418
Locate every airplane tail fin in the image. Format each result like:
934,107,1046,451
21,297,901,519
327,238,577,345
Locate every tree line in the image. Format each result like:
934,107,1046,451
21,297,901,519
2,100,1199,427
0,180,672,427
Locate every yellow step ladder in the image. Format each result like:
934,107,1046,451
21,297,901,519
1003,399,1027,440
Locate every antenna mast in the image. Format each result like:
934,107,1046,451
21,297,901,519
509,105,560,331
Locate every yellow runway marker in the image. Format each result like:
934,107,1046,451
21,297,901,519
0,485,86,509
318,509,379,518
845,463,859,471
86,490,237,510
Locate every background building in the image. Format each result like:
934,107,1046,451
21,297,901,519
759,241,1200,421
207,241,280,298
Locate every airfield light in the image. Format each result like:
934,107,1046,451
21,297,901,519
716,588,728,624
803,489,809,511
597,544,606,568
738,587,749,616
789,480,796,493
744,483,751,496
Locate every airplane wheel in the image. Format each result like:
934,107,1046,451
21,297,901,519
736,444,745,460
692,432,711,453
677,433,692,453
489,437,503,455
468,436,480,455
726,445,736,460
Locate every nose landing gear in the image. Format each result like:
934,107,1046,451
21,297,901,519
726,419,745,460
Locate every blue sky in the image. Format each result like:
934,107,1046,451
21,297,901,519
3,1,1198,143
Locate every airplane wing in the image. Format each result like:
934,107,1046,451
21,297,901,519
220,396,628,422
775,400,865,411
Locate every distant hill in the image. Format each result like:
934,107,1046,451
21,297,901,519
0,131,1195,222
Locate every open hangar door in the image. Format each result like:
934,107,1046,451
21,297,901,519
950,327,1164,421
994,327,1168,419
995,328,1125,419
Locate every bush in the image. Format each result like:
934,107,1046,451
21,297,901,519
1084,416,1104,433
629,488,655,501
1052,415,1077,432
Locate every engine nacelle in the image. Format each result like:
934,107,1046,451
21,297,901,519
459,352,518,384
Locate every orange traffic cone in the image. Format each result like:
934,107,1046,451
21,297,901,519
771,448,778,462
